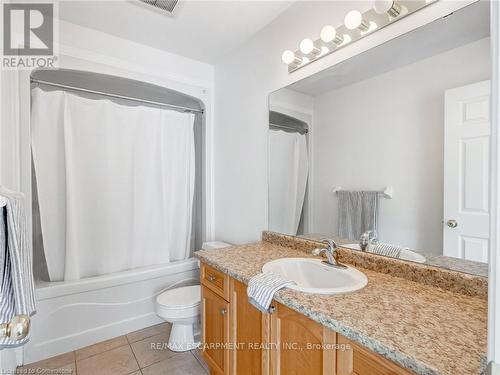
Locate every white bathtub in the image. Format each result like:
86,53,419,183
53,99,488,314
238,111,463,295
23,258,200,364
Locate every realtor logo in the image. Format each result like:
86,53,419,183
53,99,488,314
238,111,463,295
2,2,58,69
3,3,53,55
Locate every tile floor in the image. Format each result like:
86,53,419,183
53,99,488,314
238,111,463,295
17,322,209,375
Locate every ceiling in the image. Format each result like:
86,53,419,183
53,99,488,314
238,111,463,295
288,0,490,96
58,0,293,64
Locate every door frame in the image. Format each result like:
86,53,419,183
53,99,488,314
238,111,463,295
489,0,500,365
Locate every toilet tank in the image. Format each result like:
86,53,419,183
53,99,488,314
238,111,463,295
201,241,232,250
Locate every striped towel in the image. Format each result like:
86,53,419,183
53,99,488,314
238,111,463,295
0,187,36,348
368,243,403,259
247,272,295,313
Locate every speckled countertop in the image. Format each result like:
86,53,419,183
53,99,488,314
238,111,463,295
195,240,487,375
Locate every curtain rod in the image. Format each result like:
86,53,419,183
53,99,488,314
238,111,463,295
30,78,204,114
269,123,308,134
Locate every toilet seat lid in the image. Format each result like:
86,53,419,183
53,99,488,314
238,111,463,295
157,285,200,309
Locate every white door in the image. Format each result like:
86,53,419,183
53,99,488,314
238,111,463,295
444,80,491,262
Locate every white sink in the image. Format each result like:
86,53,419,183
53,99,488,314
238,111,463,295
261,258,368,295
342,244,426,263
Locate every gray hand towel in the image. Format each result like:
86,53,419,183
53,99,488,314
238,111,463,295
337,191,379,240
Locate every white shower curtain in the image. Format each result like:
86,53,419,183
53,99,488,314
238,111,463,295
31,88,195,281
268,129,308,235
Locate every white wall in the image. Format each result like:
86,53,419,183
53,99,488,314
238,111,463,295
213,0,477,245
489,0,500,365
310,38,490,254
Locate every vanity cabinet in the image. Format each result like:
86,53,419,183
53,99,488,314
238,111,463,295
200,262,413,375
269,303,336,374
201,263,267,375
336,335,414,375
201,285,230,375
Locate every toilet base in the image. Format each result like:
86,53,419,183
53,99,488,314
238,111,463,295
168,323,198,352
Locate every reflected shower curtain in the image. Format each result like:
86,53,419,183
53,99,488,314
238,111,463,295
268,130,308,235
31,88,195,281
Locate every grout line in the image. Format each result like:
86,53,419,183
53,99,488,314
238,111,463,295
126,323,170,344
190,350,209,373
75,337,129,363
128,343,142,371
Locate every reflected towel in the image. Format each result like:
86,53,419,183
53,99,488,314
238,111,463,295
247,272,295,313
0,187,36,348
369,243,403,259
337,191,379,240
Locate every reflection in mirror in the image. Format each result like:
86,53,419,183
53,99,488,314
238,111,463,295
268,1,490,276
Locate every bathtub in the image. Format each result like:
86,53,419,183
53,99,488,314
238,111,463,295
23,258,200,364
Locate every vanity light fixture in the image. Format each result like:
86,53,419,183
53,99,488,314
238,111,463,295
281,0,438,73
373,0,402,17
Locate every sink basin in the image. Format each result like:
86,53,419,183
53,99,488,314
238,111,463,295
342,244,426,263
261,258,368,295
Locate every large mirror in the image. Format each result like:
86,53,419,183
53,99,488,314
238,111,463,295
268,1,490,276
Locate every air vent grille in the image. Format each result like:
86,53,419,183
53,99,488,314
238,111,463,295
139,0,179,14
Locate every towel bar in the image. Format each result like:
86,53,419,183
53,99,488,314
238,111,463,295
332,186,393,199
0,315,30,341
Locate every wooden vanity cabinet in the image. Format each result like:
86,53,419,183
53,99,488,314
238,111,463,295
269,303,336,375
201,264,268,375
336,335,414,375
200,262,414,375
229,279,270,374
201,285,230,375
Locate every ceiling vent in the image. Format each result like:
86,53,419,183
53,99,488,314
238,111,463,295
139,0,179,14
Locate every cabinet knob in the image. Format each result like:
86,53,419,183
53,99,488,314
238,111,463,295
447,219,458,228
220,308,227,316
208,274,216,282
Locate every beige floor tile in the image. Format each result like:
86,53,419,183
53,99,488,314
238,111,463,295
141,352,207,375
75,335,129,361
130,332,176,368
190,349,209,373
19,351,75,371
76,345,139,375
127,322,170,344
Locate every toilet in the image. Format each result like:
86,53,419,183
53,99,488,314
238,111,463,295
155,241,232,352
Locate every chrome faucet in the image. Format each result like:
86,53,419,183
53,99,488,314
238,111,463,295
312,239,347,269
359,230,378,251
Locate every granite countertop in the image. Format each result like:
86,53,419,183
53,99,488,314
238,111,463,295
195,241,487,375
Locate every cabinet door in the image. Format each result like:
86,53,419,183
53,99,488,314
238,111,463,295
202,285,230,375
270,303,336,375
336,334,414,375
230,279,270,375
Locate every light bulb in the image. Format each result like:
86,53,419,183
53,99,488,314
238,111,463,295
320,25,336,43
373,0,401,17
299,38,314,54
344,10,369,32
281,50,295,65
320,25,344,46
299,38,321,57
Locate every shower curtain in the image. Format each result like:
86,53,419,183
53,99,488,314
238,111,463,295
31,88,195,281
268,129,308,235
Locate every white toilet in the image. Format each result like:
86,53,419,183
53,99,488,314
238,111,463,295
155,241,231,352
